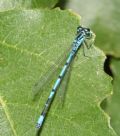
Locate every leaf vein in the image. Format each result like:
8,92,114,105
0,96,18,136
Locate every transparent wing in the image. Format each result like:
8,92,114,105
32,46,72,99
56,38,93,105
56,58,74,108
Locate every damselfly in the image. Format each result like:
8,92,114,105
35,26,93,129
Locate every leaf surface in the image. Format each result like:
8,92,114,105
0,9,116,136
0,0,58,11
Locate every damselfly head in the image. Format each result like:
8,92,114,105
77,26,92,39
77,26,83,34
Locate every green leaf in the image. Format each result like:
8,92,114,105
66,0,120,57
0,100,14,135
0,0,58,11
0,9,116,136
107,59,120,135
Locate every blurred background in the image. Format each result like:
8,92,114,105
56,0,120,135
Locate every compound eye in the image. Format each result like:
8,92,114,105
77,26,82,30
84,28,90,32
77,26,83,34
86,28,90,31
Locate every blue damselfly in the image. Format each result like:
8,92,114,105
35,26,93,129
